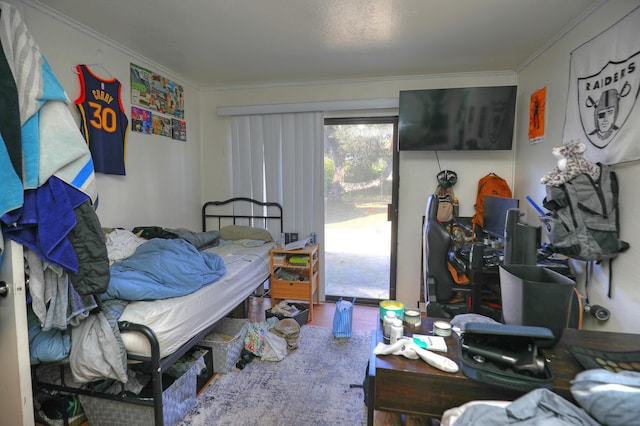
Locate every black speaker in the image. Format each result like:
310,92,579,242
504,208,520,265
504,208,540,265
470,243,485,271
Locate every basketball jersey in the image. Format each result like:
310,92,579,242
75,64,129,175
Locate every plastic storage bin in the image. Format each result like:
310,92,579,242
198,317,249,373
499,265,575,347
265,303,310,327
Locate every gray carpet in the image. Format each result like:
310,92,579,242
178,325,370,426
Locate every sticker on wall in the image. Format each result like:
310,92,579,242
528,86,546,145
130,63,184,119
131,63,186,141
153,115,172,138
172,119,187,141
131,107,152,134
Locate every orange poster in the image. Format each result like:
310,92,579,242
528,87,546,144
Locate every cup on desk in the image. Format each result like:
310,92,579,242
433,320,452,337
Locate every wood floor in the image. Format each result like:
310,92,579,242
247,296,379,332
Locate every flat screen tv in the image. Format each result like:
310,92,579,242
398,86,517,151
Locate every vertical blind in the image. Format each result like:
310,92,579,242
230,112,324,240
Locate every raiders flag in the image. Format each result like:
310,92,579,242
563,6,640,165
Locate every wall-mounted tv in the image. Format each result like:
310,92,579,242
398,86,517,151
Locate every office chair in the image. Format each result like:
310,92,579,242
423,194,473,318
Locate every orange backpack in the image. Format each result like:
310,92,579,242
471,173,512,231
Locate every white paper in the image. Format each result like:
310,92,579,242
412,334,448,352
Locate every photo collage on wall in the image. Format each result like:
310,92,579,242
130,63,187,141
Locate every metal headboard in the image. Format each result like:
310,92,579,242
201,197,283,234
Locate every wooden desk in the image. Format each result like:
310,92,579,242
367,317,640,425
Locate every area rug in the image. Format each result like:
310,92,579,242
178,325,370,426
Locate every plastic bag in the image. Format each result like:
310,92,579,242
261,331,288,361
333,297,356,338
244,317,278,356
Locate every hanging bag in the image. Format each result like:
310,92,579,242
435,170,459,223
333,297,356,338
436,186,457,223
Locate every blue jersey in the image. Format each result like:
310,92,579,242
75,64,129,175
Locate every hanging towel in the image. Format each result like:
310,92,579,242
0,2,97,217
2,177,88,272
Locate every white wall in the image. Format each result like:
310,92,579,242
515,0,640,333
7,0,203,231
201,74,517,309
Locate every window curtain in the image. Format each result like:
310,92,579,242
230,112,324,240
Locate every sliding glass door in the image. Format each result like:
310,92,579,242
323,117,398,305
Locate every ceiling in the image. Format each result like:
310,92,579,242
35,0,602,89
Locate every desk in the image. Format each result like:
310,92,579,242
367,317,640,425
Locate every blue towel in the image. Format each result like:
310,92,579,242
2,176,88,272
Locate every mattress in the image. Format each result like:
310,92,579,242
119,241,273,358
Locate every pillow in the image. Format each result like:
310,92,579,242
219,225,273,242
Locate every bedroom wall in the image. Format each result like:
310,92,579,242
200,74,518,311
6,0,204,231
515,0,640,333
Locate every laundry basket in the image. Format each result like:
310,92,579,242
198,317,249,373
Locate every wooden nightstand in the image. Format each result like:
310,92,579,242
269,243,320,321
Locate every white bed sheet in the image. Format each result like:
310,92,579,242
119,241,273,358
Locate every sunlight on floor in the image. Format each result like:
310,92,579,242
324,225,391,300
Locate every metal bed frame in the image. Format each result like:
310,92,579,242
32,198,284,426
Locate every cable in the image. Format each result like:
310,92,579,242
435,151,442,172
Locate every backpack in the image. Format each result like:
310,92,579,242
541,164,629,297
471,173,512,230
541,163,629,262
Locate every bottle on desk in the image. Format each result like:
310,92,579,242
383,311,397,341
390,319,404,344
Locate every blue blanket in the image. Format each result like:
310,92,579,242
103,239,226,301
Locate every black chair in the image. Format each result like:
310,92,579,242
422,194,472,318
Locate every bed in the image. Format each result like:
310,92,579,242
31,197,283,426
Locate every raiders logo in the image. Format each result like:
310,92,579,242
577,51,639,149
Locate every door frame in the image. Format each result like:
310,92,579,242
0,240,34,425
323,116,399,305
